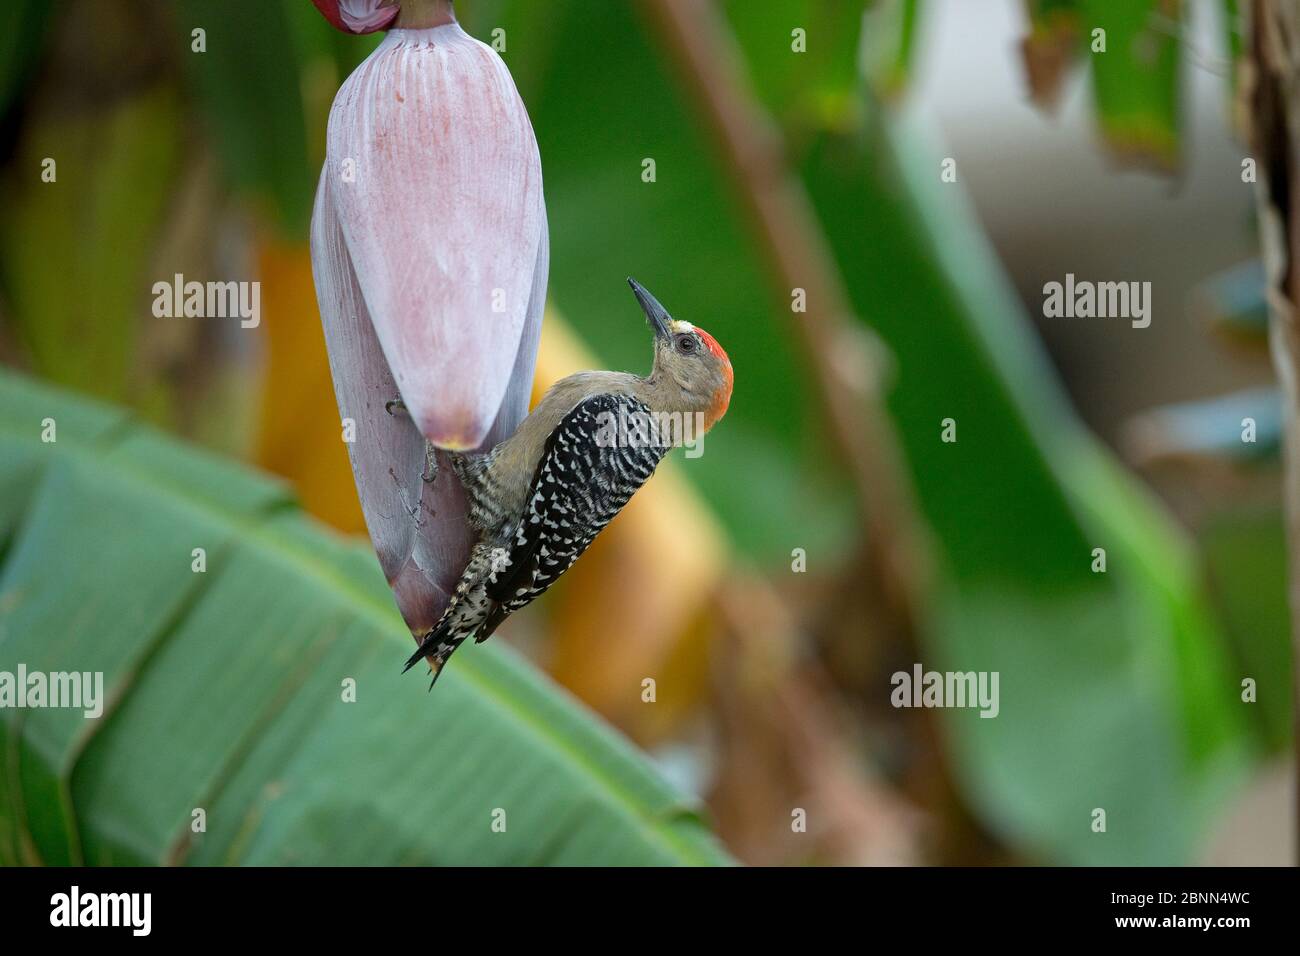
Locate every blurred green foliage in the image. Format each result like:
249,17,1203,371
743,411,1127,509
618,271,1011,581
0,0,53,117
739,4,1248,862
1082,0,1182,168
170,0,384,238
0,371,730,866
0,89,182,412
1201,508,1293,751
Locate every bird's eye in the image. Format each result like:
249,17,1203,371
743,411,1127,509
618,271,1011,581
675,334,697,354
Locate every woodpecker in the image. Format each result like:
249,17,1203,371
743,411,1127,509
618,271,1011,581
404,277,733,685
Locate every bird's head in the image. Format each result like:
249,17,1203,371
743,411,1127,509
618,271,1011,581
628,277,733,431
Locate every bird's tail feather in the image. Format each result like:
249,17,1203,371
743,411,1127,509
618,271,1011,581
403,544,494,685
402,619,466,681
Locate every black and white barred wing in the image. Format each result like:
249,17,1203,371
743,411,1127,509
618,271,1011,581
481,393,668,633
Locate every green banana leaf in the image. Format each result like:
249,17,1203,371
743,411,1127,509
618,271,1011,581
1081,0,1182,170
1013,0,1190,165
0,370,731,866
1018,0,1184,168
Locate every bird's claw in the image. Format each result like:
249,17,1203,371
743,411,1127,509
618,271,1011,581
384,397,436,482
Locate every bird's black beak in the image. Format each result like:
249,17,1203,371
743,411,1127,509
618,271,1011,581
627,277,672,340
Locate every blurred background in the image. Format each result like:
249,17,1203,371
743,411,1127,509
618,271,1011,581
0,0,1292,866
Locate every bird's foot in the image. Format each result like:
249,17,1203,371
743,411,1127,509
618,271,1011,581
384,398,436,482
